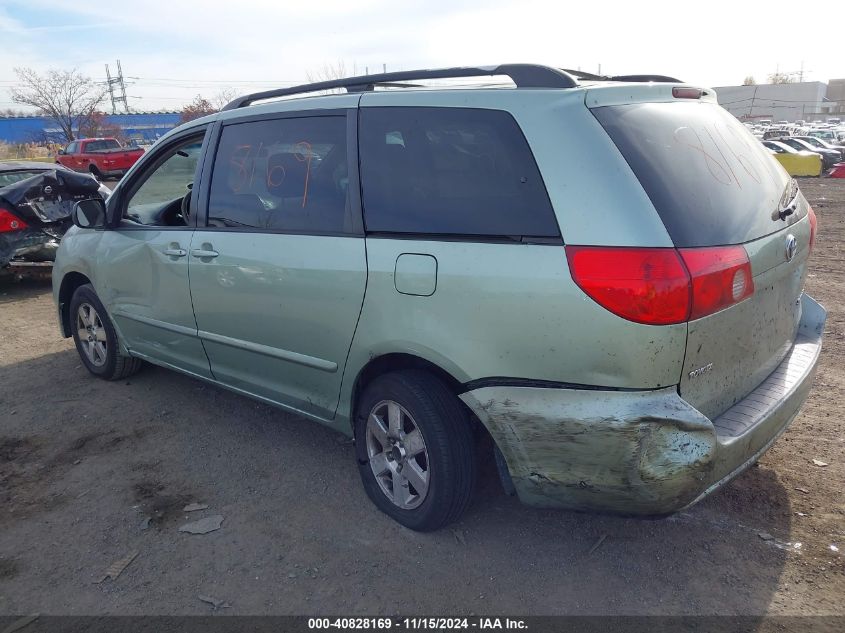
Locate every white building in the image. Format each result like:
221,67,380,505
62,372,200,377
713,81,833,122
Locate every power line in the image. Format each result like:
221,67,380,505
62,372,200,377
127,76,302,85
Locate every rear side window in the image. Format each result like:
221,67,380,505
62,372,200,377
207,116,351,233
86,139,121,151
593,102,790,247
359,107,559,238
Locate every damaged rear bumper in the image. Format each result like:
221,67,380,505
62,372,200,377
460,294,826,516
1,231,60,267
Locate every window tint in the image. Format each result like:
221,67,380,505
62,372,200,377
359,107,558,237
123,137,203,226
593,102,790,247
207,116,351,233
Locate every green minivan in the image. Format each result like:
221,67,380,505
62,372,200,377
53,65,825,531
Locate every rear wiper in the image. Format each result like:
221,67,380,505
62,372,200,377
776,179,799,221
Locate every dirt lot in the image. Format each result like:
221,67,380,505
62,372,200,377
0,179,843,616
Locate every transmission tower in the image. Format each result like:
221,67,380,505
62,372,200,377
105,60,130,114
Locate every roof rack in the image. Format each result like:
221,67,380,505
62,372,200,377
561,69,683,83
222,64,579,111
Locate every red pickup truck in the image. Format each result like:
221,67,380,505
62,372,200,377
56,138,144,180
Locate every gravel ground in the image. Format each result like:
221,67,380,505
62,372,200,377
0,179,843,616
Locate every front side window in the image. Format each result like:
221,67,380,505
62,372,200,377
207,115,351,233
122,135,204,226
65,142,78,154
359,107,559,237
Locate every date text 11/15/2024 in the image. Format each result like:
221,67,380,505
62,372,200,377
307,617,528,630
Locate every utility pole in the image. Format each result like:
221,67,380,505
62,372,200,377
748,85,758,118
105,60,130,114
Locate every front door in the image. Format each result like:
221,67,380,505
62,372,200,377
188,112,366,419
98,130,213,378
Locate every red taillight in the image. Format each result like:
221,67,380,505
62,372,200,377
0,208,28,233
672,87,702,99
566,245,755,325
808,205,817,252
678,246,754,320
565,247,690,325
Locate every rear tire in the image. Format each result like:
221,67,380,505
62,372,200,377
355,370,476,531
69,284,141,380
88,164,102,180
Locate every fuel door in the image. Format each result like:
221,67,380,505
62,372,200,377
394,253,437,296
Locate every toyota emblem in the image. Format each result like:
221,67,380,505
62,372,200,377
785,234,797,262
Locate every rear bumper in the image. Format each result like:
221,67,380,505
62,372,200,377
1,231,60,267
460,294,826,515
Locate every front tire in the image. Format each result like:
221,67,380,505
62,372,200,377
69,284,141,380
355,370,476,531
88,164,102,180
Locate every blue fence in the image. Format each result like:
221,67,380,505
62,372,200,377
0,112,182,144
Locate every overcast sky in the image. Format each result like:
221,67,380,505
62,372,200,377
0,0,839,113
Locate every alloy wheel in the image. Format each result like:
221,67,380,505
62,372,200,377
366,400,430,510
76,302,108,367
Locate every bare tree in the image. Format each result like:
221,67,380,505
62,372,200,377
11,68,107,142
768,72,796,84
742,76,756,86
306,61,360,93
79,111,126,142
211,88,238,110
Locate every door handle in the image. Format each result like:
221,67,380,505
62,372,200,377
164,248,187,257
191,248,219,258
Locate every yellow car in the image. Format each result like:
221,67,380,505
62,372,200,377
762,140,823,176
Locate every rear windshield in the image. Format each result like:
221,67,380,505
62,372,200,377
593,102,790,247
86,139,121,151
0,170,42,187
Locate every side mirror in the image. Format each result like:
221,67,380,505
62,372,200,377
57,149,65,155
72,199,107,229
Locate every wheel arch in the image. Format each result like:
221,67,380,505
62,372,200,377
58,271,93,337
347,351,507,507
349,353,463,429
346,351,494,449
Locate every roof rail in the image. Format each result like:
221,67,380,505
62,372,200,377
609,74,683,83
221,64,579,111
561,69,683,83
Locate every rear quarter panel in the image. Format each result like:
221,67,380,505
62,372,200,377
338,239,687,421
338,90,689,423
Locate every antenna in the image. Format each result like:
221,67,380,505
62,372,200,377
105,60,130,114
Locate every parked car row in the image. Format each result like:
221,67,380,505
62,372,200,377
745,120,845,144
760,132,845,177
